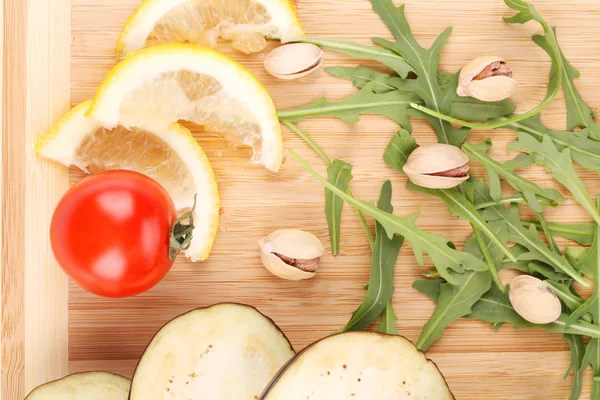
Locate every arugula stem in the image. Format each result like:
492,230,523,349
474,194,556,210
535,212,561,254
300,38,408,64
278,99,417,121
282,121,375,248
474,228,504,291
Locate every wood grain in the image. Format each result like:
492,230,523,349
2,0,71,398
2,0,597,398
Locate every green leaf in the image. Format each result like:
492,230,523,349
545,281,585,312
504,246,571,282
378,300,399,335
342,181,404,332
417,278,600,338
291,150,488,284
503,0,545,24
408,0,563,132
521,220,594,246
565,334,585,400
326,160,353,255
470,180,588,286
567,199,600,399
565,246,589,266
369,0,470,146
463,139,565,212
303,38,415,78
329,66,515,122
449,95,516,123
571,230,598,278
508,115,600,176
413,278,442,301
383,129,418,173
508,133,600,226
562,54,600,140
278,82,419,130
534,31,600,139
407,183,516,263
326,66,396,94
414,220,509,351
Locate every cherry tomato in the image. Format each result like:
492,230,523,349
50,170,177,298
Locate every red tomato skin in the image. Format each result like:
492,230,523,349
50,170,177,298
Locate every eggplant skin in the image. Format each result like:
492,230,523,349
261,331,455,400
129,302,295,400
25,372,130,399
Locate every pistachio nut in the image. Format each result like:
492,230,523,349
508,275,561,324
258,229,325,280
403,144,470,189
457,56,517,102
264,43,324,80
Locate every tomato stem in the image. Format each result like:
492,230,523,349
169,194,197,260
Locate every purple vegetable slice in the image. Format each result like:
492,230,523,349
261,331,454,400
129,303,294,400
25,372,130,399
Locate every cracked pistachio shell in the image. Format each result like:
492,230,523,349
258,229,324,281
508,275,561,324
264,43,323,80
457,56,517,102
403,144,470,189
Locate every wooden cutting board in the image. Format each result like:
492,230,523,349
4,0,600,398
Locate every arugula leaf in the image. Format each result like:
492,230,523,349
469,179,588,286
566,198,600,399
409,0,563,131
546,281,585,312
407,183,515,263
508,115,600,176
571,229,598,278
562,53,600,140
463,139,565,212
416,271,492,350
342,181,403,332
521,220,594,246
326,66,396,94
383,129,418,173
369,0,470,146
378,300,399,335
416,279,600,338
565,246,589,267
328,65,515,122
326,160,353,255
414,220,508,350
533,32,600,139
565,334,585,400
291,150,488,284
302,38,414,78
508,133,600,226
278,82,419,130
502,245,568,281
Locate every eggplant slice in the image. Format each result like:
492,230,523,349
129,303,295,400
25,372,130,399
261,331,454,400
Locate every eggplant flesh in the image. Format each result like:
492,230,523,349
25,372,130,399
261,331,454,400
129,303,295,400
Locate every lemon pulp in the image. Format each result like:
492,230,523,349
146,0,273,53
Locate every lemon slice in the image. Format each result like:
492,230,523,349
116,0,305,58
87,44,283,172
36,100,220,262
